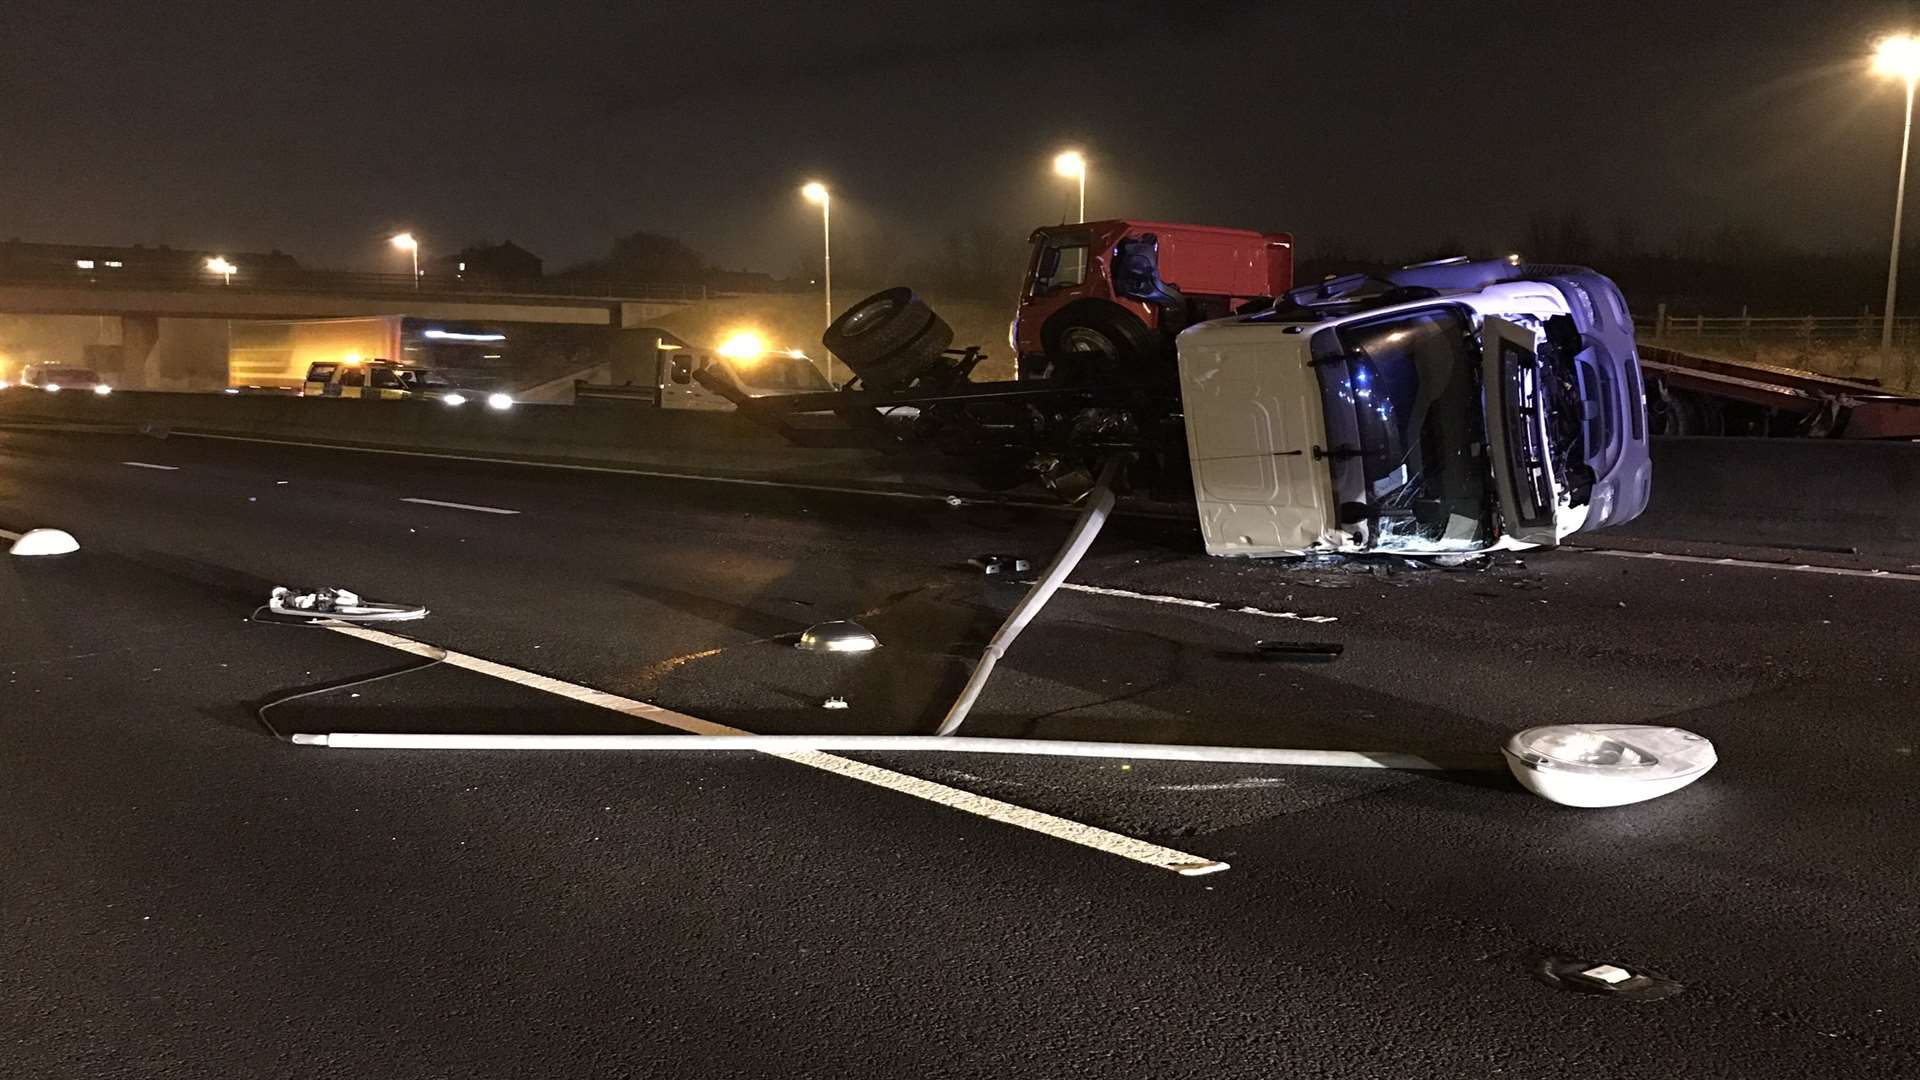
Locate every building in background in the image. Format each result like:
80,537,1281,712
0,240,301,282
432,241,543,286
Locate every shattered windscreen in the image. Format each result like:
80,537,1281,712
1333,306,1491,546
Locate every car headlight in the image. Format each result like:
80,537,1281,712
441,392,468,407
1008,318,1020,354
486,393,513,411
93,383,112,396
44,383,60,392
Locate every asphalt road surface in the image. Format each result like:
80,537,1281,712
2,426,1916,1078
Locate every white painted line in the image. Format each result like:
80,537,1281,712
1050,581,1339,623
1591,548,1920,583
400,497,521,516
121,460,180,471
321,623,1229,876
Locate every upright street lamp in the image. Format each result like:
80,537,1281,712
1053,150,1087,223
801,181,834,383
205,256,236,285
1874,34,1920,353
390,232,420,291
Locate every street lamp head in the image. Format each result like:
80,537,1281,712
1875,33,1920,83
390,232,418,251
801,181,829,204
1053,150,1086,178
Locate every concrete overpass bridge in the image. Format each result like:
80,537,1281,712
0,267,721,389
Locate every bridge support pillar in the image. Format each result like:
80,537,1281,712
118,315,161,388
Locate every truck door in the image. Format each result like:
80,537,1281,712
336,365,365,399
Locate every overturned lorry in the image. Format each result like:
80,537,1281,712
701,245,1651,558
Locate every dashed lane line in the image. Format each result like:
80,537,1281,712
399,497,522,516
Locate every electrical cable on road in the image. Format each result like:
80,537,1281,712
248,602,445,742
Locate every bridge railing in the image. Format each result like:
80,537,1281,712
0,264,741,304
1636,309,1920,345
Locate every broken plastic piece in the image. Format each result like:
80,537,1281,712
944,495,965,507
968,554,1032,575
1254,640,1344,662
822,696,850,710
8,528,80,557
1580,964,1633,985
268,586,428,622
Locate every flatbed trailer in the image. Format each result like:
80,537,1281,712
1641,344,1920,438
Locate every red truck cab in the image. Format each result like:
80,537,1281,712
1012,220,1293,381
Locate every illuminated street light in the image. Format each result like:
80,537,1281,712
1874,34,1920,354
390,232,420,291
1053,150,1087,223
801,181,834,384
204,256,236,285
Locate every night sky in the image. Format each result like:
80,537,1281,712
4,1,1918,274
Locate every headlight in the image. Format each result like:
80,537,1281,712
93,383,112,396
44,383,60,392
1008,318,1020,354
486,393,514,411
441,392,468,407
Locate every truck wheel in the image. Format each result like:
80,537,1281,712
824,287,935,370
1040,303,1160,383
842,312,955,390
1648,382,1723,437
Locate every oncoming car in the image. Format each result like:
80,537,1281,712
19,364,111,395
301,359,510,408
1176,258,1651,556
302,359,418,399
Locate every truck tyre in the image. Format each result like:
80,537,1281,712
1040,302,1161,383
1648,381,1723,437
842,311,955,391
824,287,936,370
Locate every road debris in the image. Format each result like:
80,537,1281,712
267,587,429,622
968,554,1031,575
1253,640,1344,662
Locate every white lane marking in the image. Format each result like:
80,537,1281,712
1050,581,1339,623
1591,548,1920,583
120,461,180,471
322,623,1229,876
399,497,521,516
176,431,984,505
0,528,20,542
